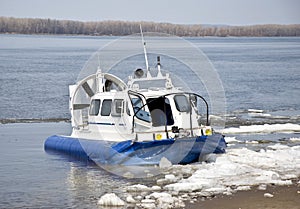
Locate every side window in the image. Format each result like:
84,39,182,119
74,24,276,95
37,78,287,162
89,99,100,116
131,97,143,110
174,95,190,112
111,99,123,116
101,99,112,116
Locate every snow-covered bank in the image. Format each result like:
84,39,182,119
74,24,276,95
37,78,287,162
222,123,300,134
99,143,300,208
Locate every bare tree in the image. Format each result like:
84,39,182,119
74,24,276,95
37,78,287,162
0,17,299,37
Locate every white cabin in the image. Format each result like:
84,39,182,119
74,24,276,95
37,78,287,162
69,57,212,142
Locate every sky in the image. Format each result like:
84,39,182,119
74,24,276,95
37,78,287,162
0,0,299,25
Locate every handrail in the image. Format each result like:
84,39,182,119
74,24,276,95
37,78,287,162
163,92,210,126
188,94,194,137
161,92,209,138
127,90,149,133
127,90,210,137
161,95,169,139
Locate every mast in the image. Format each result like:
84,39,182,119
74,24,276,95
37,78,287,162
140,24,150,77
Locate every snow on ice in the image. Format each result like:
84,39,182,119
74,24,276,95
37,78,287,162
264,193,274,198
222,123,300,134
97,193,125,206
98,132,300,208
107,143,300,208
290,137,300,142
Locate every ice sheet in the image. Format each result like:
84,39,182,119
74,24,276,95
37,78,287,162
222,123,300,134
114,143,300,208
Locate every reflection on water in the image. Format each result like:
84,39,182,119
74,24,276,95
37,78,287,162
0,123,129,208
66,163,127,207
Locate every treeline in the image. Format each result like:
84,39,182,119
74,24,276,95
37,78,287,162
1,17,300,37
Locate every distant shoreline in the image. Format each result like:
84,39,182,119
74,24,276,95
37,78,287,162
2,32,300,39
1,17,300,37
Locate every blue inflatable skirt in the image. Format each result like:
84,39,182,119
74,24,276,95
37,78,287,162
44,134,226,165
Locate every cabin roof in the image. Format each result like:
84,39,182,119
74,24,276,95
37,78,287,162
91,87,182,100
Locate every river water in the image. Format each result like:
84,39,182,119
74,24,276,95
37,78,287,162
0,34,300,208
1,35,300,122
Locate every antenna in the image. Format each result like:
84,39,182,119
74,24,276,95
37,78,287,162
140,24,150,77
97,52,101,70
96,52,104,92
157,56,163,77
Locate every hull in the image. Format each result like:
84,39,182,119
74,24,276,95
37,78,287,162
44,134,226,165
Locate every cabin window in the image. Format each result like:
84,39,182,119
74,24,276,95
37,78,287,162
131,96,145,115
135,109,151,123
174,95,190,112
101,99,112,116
89,99,101,116
129,94,151,122
111,99,123,116
147,97,174,127
131,97,143,110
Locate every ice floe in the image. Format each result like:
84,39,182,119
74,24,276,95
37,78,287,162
290,137,300,142
97,193,125,206
159,157,172,169
264,193,274,198
258,184,267,190
126,195,136,204
222,123,300,134
108,143,300,208
224,136,239,143
127,184,150,192
248,109,264,113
